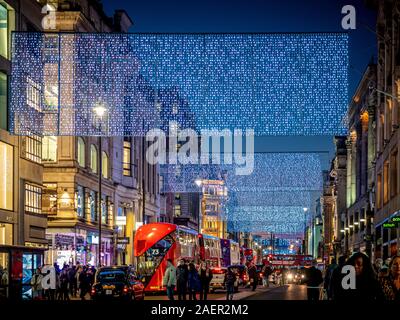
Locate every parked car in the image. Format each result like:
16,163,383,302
90,266,145,300
209,267,227,293
227,265,249,292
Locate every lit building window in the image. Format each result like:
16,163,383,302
0,141,13,210
383,161,389,205
89,190,97,221
101,195,107,224
42,136,57,162
90,144,98,173
76,185,85,218
0,72,6,130
77,137,85,167
42,183,57,215
123,138,131,176
102,151,108,179
25,183,42,214
174,205,181,217
26,77,41,112
0,2,14,59
22,134,42,163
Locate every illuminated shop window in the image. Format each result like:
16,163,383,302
77,137,85,167
42,183,57,215
0,141,12,210
90,144,97,173
42,136,57,162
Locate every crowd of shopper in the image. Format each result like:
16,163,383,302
163,258,214,301
30,262,98,300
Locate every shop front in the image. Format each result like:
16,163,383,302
45,228,114,267
0,245,45,300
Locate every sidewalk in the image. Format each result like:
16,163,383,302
215,284,284,300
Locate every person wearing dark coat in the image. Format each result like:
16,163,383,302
199,262,213,300
68,265,77,297
305,261,323,300
79,267,90,300
339,252,384,301
188,263,201,300
176,258,189,300
330,255,347,300
224,268,236,300
248,263,258,291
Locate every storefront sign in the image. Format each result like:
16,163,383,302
383,222,397,229
25,242,49,249
116,216,127,226
55,234,74,247
117,237,129,244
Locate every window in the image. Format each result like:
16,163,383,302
89,190,97,221
101,195,107,224
22,134,42,163
42,183,57,215
42,136,57,162
383,161,389,204
77,137,85,167
390,150,398,198
174,205,181,217
377,173,382,209
90,145,98,173
0,2,14,59
25,183,42,214
123,138,131,176
0,141,13,210
26,77,41,112
76,185,85,218
0,72,6,130
102,151,108,179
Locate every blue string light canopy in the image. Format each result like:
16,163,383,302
10,32,348,136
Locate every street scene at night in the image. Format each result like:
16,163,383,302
0,0,399,316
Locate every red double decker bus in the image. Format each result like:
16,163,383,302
134,223,224,292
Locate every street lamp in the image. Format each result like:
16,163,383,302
93,102,107,267
194,179,203,233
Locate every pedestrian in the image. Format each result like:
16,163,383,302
188,262,201,300
248,262,258,291
68,265,77,297
224,267,236,300
199,261,213,300
79,267,89,300
59,268,70,301
330,255,347,300
163,259,177,300
261,264,271,287
176,258,189,300
379,255,400,301
30,267,43,300
305,260,323,301
76,265,82,298
342,252,384,300
323,258,337,299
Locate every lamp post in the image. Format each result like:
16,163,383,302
93,103,106,267
303,208,308,255
195,179,202,234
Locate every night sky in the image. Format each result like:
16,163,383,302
103,0,377,168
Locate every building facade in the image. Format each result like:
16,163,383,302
35,0,160,267
0,0,49,258
373,0,400,260
343,64,377,258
